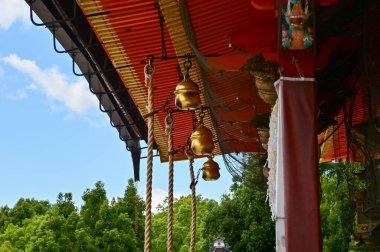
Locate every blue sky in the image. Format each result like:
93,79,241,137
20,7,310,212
0,1,232,211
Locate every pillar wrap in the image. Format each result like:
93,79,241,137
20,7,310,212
278,76,321,251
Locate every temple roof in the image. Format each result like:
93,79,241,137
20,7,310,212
28,0,379,179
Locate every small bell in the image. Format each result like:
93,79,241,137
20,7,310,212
202,156,220,181
190,124,215,156
174,75,201,110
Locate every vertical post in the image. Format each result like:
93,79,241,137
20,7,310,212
276,0,321,249
278,55,321,251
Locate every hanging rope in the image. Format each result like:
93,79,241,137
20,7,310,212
165,109,175,252
186,147,197,252
144,57,155,252
292,57,305,78
134,181,139,238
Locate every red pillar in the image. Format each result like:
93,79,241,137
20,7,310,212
279,53,321,251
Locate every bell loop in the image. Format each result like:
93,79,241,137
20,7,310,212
144,57,155,82
198,109,205,125
165,109,175,131
184,56,192,76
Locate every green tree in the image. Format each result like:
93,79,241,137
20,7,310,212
202,153,275,252
234,153,268,192
319,161,357,252
55,193,76,218
115,179,145,250
7,198,50,226
0,206,10,233
80,181,108,231
0,181,142,251
77,180,141,251
151,196,218,252
202,187,275,252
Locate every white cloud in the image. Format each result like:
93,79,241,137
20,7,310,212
151,188,182,213
27,83,38,90
0,1,30,30
2,54,98,114
138,187,183,214
7,89,28,100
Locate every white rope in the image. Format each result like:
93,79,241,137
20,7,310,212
144,60,155,252
165,112,175,252
267,100,279,220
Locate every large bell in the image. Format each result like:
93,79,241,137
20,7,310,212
174,75,201,110
190,124,215,156
202,156,220,181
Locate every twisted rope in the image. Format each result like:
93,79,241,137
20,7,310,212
134,182,139,238
144,62,155,252
165,112,175,252
188,152,197,252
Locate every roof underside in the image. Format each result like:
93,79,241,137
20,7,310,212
29,0,380,177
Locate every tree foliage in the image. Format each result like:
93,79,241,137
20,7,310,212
201,153,275,252
0,158,360,251
150,196,218,252
319,161,357,252
0,179,144,252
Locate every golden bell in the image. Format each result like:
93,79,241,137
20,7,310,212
202,157,220,181
174,76,201,110
190,125,215,156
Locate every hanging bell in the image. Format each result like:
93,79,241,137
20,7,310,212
174,75,202,110
190,124,215,156
202,156,220,181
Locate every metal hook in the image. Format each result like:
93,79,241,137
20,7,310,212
183,55,192,76
52,26,78,54
147,55,154,67
154,1,167,60
87,75,127,96
190,168,202,189
114,125,135,144
144,56,156,81
72,54,132,77
99,96,130,114
198,106,205,125
28,0,45,27
52,26,104,54
165,108,175,130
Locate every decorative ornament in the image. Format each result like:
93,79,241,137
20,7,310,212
241,54,279,105
174,57,201,110
282,0,313,50
202,156,220,181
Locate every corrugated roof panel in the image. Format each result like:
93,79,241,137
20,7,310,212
78,0,222,162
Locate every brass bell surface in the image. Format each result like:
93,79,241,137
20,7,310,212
174,76,201,110
202,157,220,181
190,125,215,156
